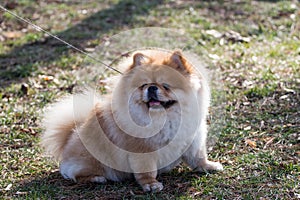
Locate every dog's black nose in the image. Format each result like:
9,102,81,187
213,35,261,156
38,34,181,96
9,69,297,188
148,86,158,93
148,85,158,100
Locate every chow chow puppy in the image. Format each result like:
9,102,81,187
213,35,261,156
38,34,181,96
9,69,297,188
41,49,223,192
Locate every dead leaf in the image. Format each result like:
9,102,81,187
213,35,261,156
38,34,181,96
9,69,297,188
0,35,5,42
223,30,251,43
263,137,275,149
84,47,95,52
2,31,23,39
279,94,289,100
15,191,28,195
245,139,257,148
32,12,41,20
39,75,54,81
192,191,202,197
206,29,222,38
208,54,220,60
4,183,12,191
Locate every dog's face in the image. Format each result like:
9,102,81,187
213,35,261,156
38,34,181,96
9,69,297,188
112,50,201,129
123,51,195,113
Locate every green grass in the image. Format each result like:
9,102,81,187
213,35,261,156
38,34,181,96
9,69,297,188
0,0,299,199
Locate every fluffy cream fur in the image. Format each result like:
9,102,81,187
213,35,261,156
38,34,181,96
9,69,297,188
41,49,223,192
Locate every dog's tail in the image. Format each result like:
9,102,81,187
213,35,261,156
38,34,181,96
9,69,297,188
41,91,99,161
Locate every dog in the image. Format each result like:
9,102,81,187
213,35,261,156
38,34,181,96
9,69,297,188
41,49,223,192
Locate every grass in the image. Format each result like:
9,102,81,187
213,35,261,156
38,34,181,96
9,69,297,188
0,0,299,199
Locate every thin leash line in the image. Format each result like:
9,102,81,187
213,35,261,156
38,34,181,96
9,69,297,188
0,5,123,74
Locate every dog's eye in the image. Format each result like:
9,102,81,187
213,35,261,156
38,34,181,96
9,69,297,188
162,83,170,90
140,84,148,89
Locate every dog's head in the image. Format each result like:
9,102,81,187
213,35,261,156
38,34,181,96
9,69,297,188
122,50,195,112
111,49,208,140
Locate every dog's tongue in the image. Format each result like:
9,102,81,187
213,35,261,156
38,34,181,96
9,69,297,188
149,100,161,107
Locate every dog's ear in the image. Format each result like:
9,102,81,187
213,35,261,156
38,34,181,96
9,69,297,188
132,53,151,67
168,51,192,74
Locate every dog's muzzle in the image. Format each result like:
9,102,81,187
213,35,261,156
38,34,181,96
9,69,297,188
146,85,176,109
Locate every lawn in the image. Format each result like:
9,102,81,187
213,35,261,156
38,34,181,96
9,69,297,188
0,0,299,199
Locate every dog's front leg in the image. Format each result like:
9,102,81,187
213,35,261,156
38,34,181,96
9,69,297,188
129,155,163,192
182,129,223,172
134,171,163,192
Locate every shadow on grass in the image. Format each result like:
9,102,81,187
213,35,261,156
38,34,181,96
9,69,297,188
0,0,162,86
6,171,134,199
6,170,196,199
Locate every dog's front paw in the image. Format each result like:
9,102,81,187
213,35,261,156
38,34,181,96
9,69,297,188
210,161,223,171
142,181,163,192
198,160,223,172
